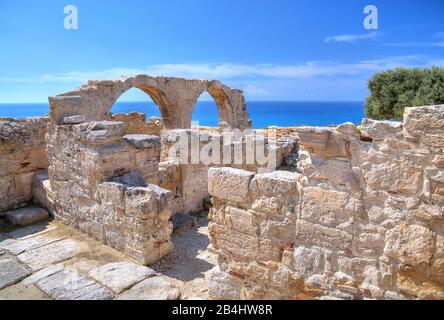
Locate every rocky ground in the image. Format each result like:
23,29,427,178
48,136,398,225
0,211,216,300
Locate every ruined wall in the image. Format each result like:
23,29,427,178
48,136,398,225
207,105,444,300
111,112,163,136
46,118,173,264
0,116,49,211
159,129,297,215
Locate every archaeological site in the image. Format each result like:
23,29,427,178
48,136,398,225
1,75,443,300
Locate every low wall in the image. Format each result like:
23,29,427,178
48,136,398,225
207,105,444,300
111,112,163,136
0,116,49,211
160,129,297,215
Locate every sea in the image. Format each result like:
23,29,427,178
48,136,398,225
0,101,365,128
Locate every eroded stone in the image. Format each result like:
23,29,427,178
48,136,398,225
0,255,31,290
88,262,156,294
116,276,180,300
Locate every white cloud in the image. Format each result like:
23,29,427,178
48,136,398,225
243,84,269,96
325,32,379,44
0,55,442,86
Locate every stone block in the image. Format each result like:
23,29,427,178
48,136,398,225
209,224,259,260
88,262,156,294
260,218,294,242
17,238,87,271
0,233,65,255
360,118,402,141
365,158,423,195
300,187,350,225
250,170,300,197
226,206,258,235
251,196,280,214
294,127,331,149
384,222,435,267
293,246,324,276
36,269,113,300
404,105,444,147
0,255,31,290
208,267,241,300
32,171,55,214
116,276,180,300
4,207,49,227
13,171,35,202
295,220,352,251
300,156,350,185
123,134,161,149
208,167,254,203
63,115,86,124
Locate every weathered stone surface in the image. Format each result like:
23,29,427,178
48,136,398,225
123,134,161,149
0,234,65,255
18,239,87,271
116,276,180,300
88,262,156,294
384,223,436,267
36,269,113,300
22,264,64,285
250,170,300,196
300,187,351,225
208,267,241,300
208,167,254,203
32,171,55,214
365,159,423,195
294,127,331,150
0,116,49,211
361,118,402,141
404,105,444,147
295,220,352,251
300,156,351,185
293,246,324,276
432,154,444,168
4,207,49,227
63,115,86,124
0,255,31,289
336,122,359,136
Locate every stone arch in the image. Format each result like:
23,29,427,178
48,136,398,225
207,85,235,128
191,91,222,127
49,75,251,130
109,83,176,129
204,81,251,130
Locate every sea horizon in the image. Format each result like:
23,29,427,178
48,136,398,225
0,100,366,128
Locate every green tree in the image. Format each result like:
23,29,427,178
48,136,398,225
365,67,444,120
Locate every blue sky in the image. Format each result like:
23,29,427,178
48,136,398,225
0,0,443,103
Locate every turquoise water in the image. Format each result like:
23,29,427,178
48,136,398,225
0,101,365,128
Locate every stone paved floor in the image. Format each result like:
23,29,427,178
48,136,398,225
0,213,216,300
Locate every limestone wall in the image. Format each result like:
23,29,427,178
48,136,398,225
111,112,163,136
159,129,297,215
46,119,173,264
207,105,444,300
0,116,49,211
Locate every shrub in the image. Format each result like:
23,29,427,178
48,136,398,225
365,67,444,120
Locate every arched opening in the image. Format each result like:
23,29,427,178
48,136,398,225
109,87,163,136
110,87,161,118
192,91,221,129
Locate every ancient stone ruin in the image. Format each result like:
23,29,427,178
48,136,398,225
1,75,443,300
